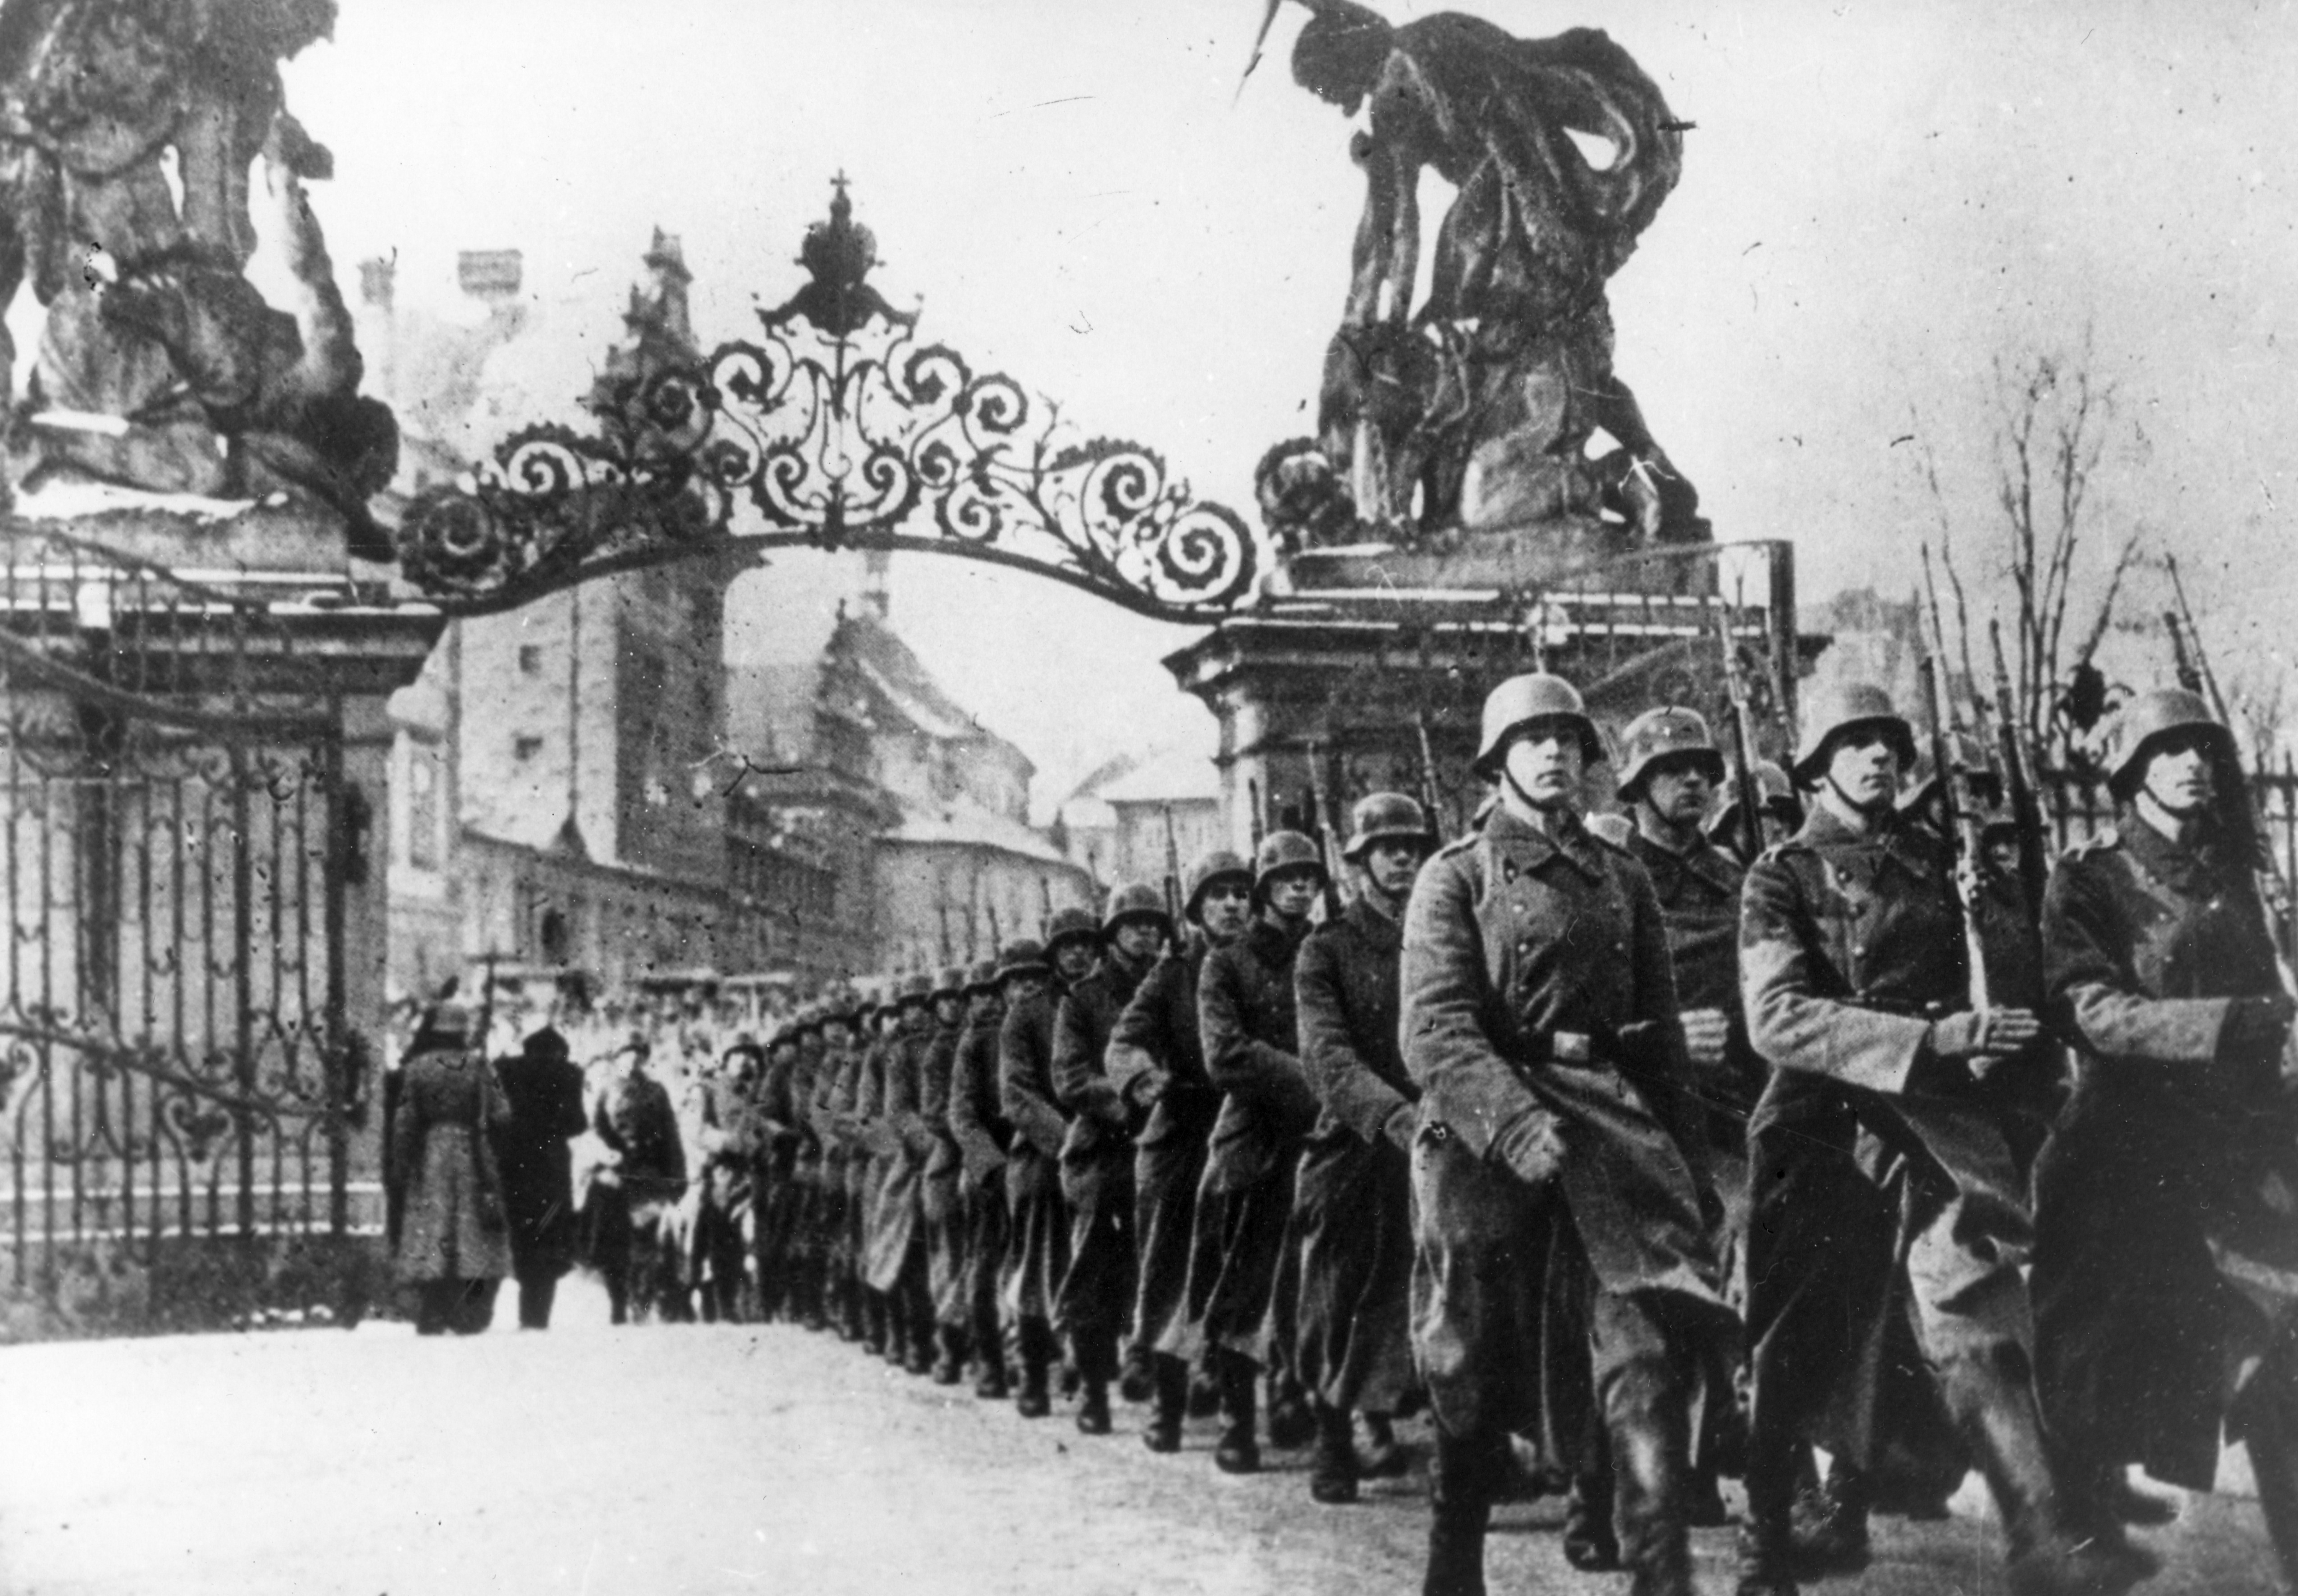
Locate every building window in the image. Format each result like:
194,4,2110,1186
518,644,544,676
538,906,570,965
514,734,543,762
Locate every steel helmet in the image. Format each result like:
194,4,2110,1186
933,965,967,999
1791,682,1918,787
1341,792,1431,861
1253,830,1328,900
1615,707,1726,799
2105,687,2241,801
1706,760,1801,842
1103,880,1174,938
963,957,1001,994
1474,672,1605,777
897,971,934,1007
1183,849,1255,922
1043,906,1101,955
1900,730,2001,812
995,940,1051,983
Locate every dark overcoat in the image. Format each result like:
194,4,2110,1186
999,984,1073,1322
392,1044,514,1284
2033,816,2298,1489
915,1017,969,1327
1053,951,1152,1345
1294,895,1418,1413
1108,941,1222,1362
949,1001,1012,1345
862,1025,928,1294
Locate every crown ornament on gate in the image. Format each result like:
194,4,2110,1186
397,179,1263,620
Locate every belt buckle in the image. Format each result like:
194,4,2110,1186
1553,1031,1591,1063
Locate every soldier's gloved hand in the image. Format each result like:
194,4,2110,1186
1489,1108,1567,1190
1927,1007,2042,1064
1680,1008,1731,1070
1126,1072,1169,1112
1383,1102,1419,1154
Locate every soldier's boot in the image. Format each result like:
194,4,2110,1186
1144,1354,1188,1454
1362,1410,1411,1478
1423,1431,1501,1596
1074,1330,1116,1435
1564,1463,1622,1571
1185,1361,1222,1418
1607,1357,1697,1596
1016,1318,1055,1418
903,1286,936,1377
1118,1338,1156,1404
2239,1366,2298,1595
1733,1450,1801,1596
932,1324,967,1386
1939,1347,2152,1596
1213,1353,1261,1474
1789,1458,1870,1576
1266,1368,1316,1450
1309,1401,1359,1504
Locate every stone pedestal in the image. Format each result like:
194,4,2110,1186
1165,536,1812,852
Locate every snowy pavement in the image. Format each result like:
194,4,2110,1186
0,1277,2284,1595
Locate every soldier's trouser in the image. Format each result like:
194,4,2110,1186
960,1175,1010,1367
1057,1150,1135,1383
1195,1160,1297,1371
922,1163,968,1330
1293,1127,1415,1415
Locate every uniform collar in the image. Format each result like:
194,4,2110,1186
1245,915,1310,960
2121,805,2240,898
1626,828,1739,895
1483,803,1608,880
1791,803,1937,878
1343,894,1404,949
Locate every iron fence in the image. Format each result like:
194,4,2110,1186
0,529,369,1332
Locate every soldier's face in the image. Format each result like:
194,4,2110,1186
1642,763,1714,825
1006,973,1048,1003
1504,727,1583,808
2141,736,2217,815
1112,921,1164,962
935,995,963,1026
1824,732,1901,810
1264,870,1321,921
1364,839,1424,898
1053,940,1097,983
1198,883,1252,941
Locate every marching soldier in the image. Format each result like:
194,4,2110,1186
916,967,973,1384
1196,829,1327,1474
2033,687,2298,1589
951,951,1021,1399
753,1016,814,1326
1614,708,1759,1539
1404,672,1727,1596
1107,848,1257,1453
1736,682,2143,1596
1293,792,1430,1505
808,994,868,1344
1001,909,1100,1417
1708,759,1803,864
863,975,937,1375
1053,882,1172,1436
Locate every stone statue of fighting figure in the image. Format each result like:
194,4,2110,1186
0,0,396,554
1248,0,1706,552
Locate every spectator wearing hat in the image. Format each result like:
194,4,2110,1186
1109,848,1256,1452
1052,882,1173,1436
1292,793,1432,1505
390,998,513,1336
491,1021,588,1330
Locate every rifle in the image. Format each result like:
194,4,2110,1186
1303,743,1348,920
1914,562,1994,1017
1714,603,1766,866
1413,705,1446,848
1161,804,1185,927
1988,619,2051,919
1247,778,1267,851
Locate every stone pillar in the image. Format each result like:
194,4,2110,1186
1165,537,1809,850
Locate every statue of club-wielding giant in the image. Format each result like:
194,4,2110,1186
1253,0,1705,552
0,0,396,555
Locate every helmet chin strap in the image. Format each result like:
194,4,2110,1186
1821,770,1895,818
1504,768,1572,816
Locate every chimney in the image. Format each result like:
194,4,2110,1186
862,548,892,619
357,255,395,310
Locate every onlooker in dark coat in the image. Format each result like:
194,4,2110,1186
491,1022,588,1330
390,1000,513,1336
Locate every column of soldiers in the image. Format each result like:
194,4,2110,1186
635,667,2296,1596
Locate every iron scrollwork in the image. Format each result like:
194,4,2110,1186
399,182,1262,621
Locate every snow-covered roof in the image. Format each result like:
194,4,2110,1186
1096,744,1221,805
887,797,1077,868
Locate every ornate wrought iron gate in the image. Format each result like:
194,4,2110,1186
0,533,365,1332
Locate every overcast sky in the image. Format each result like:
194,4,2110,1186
279,0,2298,795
